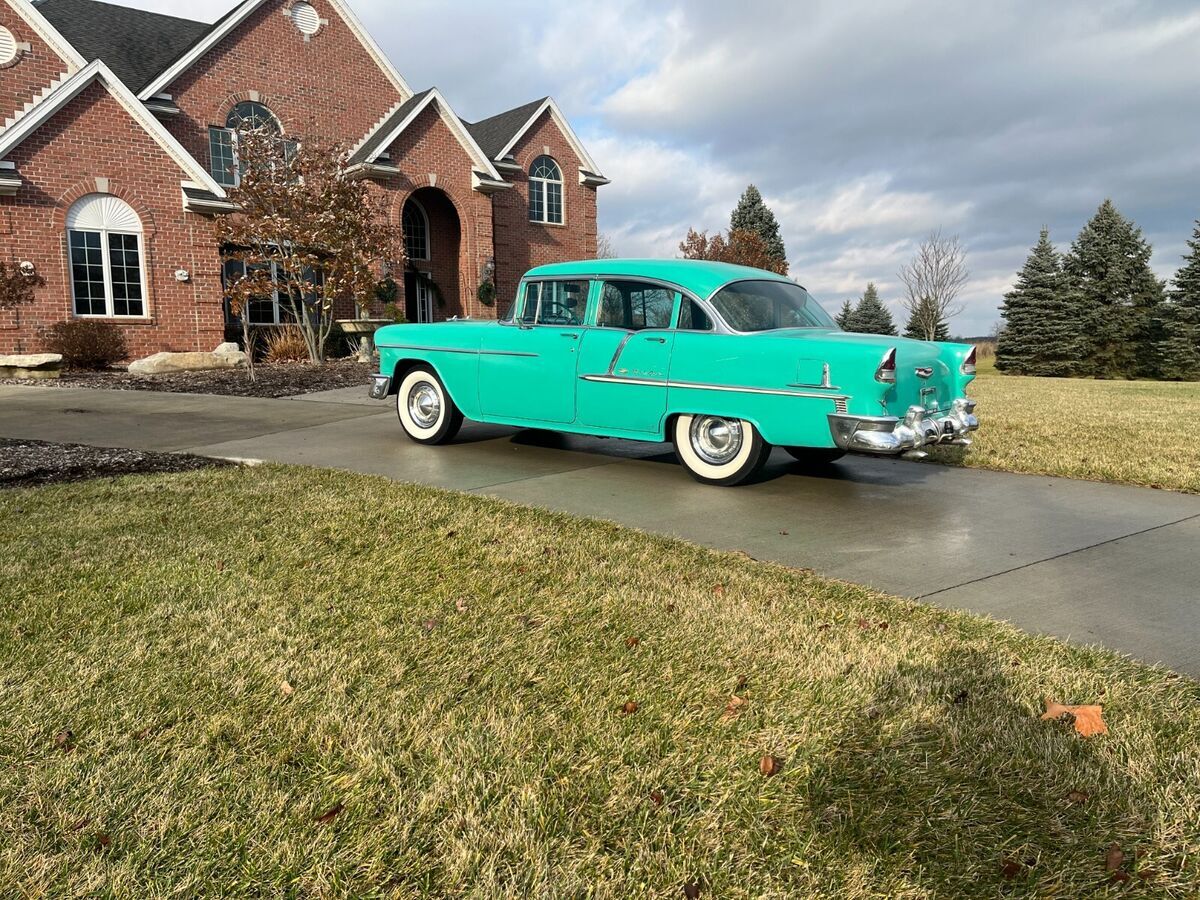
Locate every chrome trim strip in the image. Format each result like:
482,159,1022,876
376,343,538,358
606,331,637,375
787,382,841,391
580,373,847,400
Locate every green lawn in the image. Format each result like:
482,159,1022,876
2,467,1198,897
928,362,1200,493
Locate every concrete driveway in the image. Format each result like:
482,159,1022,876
3,383,1198,675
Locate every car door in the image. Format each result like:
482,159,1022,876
576,279,680,434
477,278,588,424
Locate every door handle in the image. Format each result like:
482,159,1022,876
644,336,666,343
561,332,579,339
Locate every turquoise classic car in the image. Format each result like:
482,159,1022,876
369,259,978,485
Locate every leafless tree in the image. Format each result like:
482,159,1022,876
898,229,969,340
595,232,618,259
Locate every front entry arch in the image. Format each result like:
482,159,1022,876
401,187,461,322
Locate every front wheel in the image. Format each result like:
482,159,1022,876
396,366,463,444
672,414,771,486
784,447,845,465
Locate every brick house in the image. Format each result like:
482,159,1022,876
0,0,607,357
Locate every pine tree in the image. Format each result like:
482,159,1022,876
730,185,787,273
835,298,855,330
1156,219,1200,380
996,228,1085,376
850,282,897,335
903,297,949,341
1063,199,1166,378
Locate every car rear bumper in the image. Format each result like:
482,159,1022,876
828,399,978,456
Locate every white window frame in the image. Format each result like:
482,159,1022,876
210,101,286,189
528,155,565,226
68,227,148,319
402,198,430,261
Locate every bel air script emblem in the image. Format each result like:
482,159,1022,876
914,366,934,378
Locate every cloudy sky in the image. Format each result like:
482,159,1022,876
125,0,1200,334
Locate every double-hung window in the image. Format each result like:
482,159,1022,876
67,194,146,318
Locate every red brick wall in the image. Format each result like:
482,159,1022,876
162,0,402,171
0,9,69,126
492,109,598,317
372,103,496,320
0,83,223,357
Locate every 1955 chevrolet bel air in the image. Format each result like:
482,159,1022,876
368,259,978,486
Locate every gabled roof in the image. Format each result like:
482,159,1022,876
135,0,412,102
34,0,210,94
0,58,226,199
345,87,501,182
462,97,546,161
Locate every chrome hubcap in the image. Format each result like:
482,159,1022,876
408,382,441,428
690,415,743,465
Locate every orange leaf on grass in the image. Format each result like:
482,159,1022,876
314,802,344,825
1040,698,1107,736
720,695,747,722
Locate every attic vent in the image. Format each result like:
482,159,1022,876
288,2,321,36
0,27,18,66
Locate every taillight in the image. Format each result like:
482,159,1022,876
875,347,897,383
961,345,977,375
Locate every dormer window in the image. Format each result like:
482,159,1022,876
208,101,286,187
528,155,563,225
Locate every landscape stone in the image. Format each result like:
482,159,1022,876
127,348,247,375
0,353,63,379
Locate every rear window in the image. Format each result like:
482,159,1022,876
709,280,835,332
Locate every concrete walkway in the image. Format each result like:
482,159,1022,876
4,383,1199,675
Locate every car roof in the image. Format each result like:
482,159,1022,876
523,259,799,297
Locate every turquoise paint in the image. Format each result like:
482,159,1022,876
375,260,976,449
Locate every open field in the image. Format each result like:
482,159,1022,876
2,466,1197,897
928,363,1200,493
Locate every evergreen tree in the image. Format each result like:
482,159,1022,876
850,282,897,335
903,296,949,341
730,185,787,273
1156,219,1200,380
835,298,856,330
995,228,1085,376
1063,199,1166,378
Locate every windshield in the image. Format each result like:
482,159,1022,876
709,280,836,332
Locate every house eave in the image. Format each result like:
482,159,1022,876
344,162,400,180
579,168,610,187
472,172,512,194
0,174,21,197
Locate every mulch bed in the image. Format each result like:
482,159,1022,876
0,358,374,399
1,438,233,489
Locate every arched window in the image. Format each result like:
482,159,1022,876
402,199,429,261
67,194,146,318
209,101,285,187
528,155,563,225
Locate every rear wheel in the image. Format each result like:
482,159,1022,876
396,366,463,445
784,447,845,465
672,414,771,486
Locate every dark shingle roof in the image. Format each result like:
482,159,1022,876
35,0,211,93
462,97,546,160
347,88,432,165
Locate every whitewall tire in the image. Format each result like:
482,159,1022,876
396,366,463,445
672,414,771,486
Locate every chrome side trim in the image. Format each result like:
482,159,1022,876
580,373,847,400
376,343,539,358
606,331,637,375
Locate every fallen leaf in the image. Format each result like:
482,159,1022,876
665,603,676,613
856,618,871,630
96,833,112,848
53,729,73,749
279,680,294,697
1105,843,1125,872
622,701,639,716
649,790,664,807
421,618,439,632
69,816,91,832
759,754,781,777
720,695,747,722
713,585,725,596
1067,790,1089,804
1041,699,1107,737
1000,858,1023,880
736,674,748,691
683,882,701,899
445,529,457,538
625,636,640,648
216,560,225,572
1109,871,1131,884
816,623,831,632
455,598,469,612
314,802,344,825
877,620,889,630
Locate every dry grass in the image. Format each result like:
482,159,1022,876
2,466,1198,897
261,324,310,363
928,363,1200,492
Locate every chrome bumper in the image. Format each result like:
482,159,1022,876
368,373,392,399
828,399,978,457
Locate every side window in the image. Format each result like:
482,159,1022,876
595,280,677,331
520,280,587,325
676,298,714,331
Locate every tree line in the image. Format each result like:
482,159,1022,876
996,200,1200,380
